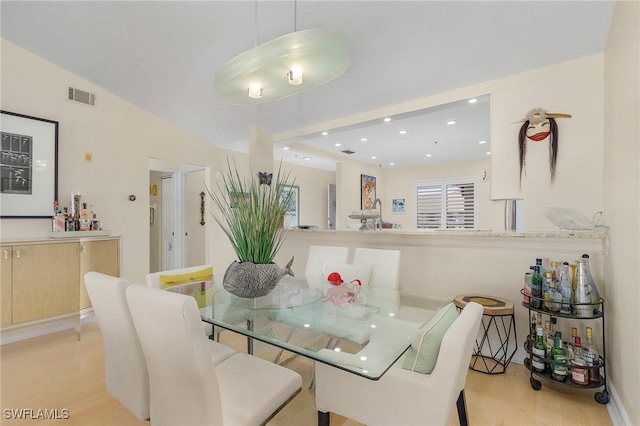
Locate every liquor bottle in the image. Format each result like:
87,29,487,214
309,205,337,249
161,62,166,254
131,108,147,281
582,326,601,383
536,258,547,276
558,262,573,314
531,327,547,373
565,327,577,361
531,265,543,309
551,331,568,382
581,254,601,314
574,260,592,317
544,321,553,361
530,312,537,338
570,336,590,385
550,261,559,282
523,269,533,305
542,271,552,311
546,272,562,313
79,202,91,231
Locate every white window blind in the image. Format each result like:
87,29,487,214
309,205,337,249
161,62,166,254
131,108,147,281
414,177,478,229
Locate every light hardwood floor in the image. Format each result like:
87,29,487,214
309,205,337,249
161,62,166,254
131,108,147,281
0,324,612,426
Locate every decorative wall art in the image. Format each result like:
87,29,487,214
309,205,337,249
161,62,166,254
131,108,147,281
516,108,571,186
360,174,376,210
0,110,58,218
281,185,299,229
392,198,406,213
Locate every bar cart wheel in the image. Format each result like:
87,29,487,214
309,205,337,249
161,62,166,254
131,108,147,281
530,377,542,391
595,391,609,404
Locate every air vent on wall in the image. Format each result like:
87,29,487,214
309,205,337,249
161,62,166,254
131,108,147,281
67,87,96,106
341,149,355,154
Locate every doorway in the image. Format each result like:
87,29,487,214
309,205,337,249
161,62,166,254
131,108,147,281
149,159,207,273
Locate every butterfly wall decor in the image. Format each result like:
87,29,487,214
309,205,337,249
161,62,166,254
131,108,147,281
258,172,273,186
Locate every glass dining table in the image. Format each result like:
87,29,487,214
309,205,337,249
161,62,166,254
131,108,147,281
199,279,441,380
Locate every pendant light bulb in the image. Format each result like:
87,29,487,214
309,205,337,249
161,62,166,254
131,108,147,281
288,67,303,85
248,84,263,99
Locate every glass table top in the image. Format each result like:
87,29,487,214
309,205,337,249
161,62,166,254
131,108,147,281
199,280,443,380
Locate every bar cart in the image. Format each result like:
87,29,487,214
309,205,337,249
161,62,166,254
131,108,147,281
521,290,609,404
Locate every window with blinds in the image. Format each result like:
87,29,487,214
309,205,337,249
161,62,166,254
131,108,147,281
414,177,478,229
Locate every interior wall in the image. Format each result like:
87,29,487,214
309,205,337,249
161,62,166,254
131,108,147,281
603,1,640,424
185,169,206,267
299,55,605,232
384,157,499,230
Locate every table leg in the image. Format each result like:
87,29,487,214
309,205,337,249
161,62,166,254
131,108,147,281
246,319,253,354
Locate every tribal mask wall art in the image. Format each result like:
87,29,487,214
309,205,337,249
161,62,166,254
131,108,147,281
517,108,571,185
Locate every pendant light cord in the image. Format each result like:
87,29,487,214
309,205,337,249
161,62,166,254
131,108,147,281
254,0,258,47
294,0,297,32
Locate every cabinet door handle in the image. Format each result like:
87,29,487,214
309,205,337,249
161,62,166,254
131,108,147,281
15,249,21,258
3,249,9,260
81,244,86,253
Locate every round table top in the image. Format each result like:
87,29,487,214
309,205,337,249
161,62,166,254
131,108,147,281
453,294,514,315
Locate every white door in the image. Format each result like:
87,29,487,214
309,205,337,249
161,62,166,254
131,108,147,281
328,184,336,230
161,174,175,270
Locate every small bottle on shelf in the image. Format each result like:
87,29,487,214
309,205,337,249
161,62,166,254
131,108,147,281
582,326,601,383
531,327,547,373
79,202,91,231
544,320,553,361
558,262,573,314
546,272,562,313
551,331,568,382
581,254,601,314
574,260,592,317
570,336,590,385
531,265,543,309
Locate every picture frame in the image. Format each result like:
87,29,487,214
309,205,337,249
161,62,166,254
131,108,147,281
228,191,249,209
1,110,58,218
281,185,299,229
360,174,376,210
392,198,406,213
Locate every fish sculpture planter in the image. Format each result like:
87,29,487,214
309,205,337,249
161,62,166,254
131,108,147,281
223,256,295,298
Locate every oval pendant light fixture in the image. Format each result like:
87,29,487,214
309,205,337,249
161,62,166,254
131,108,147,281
214,27,349,105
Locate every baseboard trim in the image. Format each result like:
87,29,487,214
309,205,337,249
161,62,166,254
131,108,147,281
606,382,632,425
0,313,96,345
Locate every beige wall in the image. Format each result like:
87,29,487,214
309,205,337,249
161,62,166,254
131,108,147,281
603,1,640,424
185,169,206,267
290,56,605,232
382,157,500,230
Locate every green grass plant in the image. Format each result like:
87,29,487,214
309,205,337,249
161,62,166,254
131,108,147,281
208,159,295,264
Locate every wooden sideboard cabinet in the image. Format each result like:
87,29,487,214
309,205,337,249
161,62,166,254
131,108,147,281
0,236,120,337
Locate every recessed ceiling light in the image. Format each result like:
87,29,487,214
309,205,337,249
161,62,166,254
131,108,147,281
399,130,407,135
303,156,311,160
384,117,391,122
486,152,491,155
334,143,341,147
371,156,377,159
426,154,432,157
321,131,328,136
478,140,487,144
389,162,395,166
283,146,290,150
447,120,457,125
360,137,368,142
468,98,478,104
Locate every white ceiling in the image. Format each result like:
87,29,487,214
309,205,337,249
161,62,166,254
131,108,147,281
0,1,615,171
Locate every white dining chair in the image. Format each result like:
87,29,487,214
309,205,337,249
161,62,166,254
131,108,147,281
353,248,401,314
146,265,222,341
315,301,484,426
84,272,150,420
126,284,302,426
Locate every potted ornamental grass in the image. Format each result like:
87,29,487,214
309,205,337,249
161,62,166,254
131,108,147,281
208,159,296,298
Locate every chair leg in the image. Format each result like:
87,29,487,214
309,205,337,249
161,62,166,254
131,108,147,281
456,389,469,426
318,410,330,426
